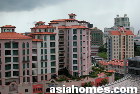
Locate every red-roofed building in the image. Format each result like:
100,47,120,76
98,59,128,74
107,27,134,60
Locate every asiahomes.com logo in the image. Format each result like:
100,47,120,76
50,85,137,94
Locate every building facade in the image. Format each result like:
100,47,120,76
107,27,134,60
90,27,103,56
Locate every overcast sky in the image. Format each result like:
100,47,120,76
0,0,140,34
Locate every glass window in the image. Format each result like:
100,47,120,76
73,54,77,58
73,66,78,70
50,42,55,47
41,62,43,67
41,42,43,47
13,50,18,55
51,62,56,66
41,69,43,74
50,35,55,40
5,43,11,48
73,60,77,64
5,64,11,70
27,49,29,54
12,42,18,48
45,49,47,54
51,68,56,73
73,35,77,40
13,57,18,62
51,55,55,60
80,35,82,40
22,43,25,48
5,72,11,77
50,49,55,53
44,35,47,40
5,57,11,63
41,49,43,54
45,69,47,73
45,62,47,67
13,71,19,76
13,64,19,69
23,50,25,55
44,42,47,47
73,48,77,52
5,50,11,55
73,29,77,34
73,42,77,46
27,42,29,48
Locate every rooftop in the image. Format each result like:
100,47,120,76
1,25,16,28
0,32,32,39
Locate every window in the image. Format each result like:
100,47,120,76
13,71,19,76
27,49,29,54
45,69,47,73
51,55,55,60
45,49,47,54
27,42,29,48
23,50,25,55
5,57,11,63
41,76,43,80
44,42,47,47
5,72,11,77
41,42,43,47
50,35,55,40
39,29,41,32
73,66,78,70
80,35,82,40
25,89,28,92
44,35,47,40
50,42,55,47
73,60,77,64
27,56,29,61
45,62,47,67
51,68,56,73
22,43,25,48
73,48,77,52
73,35,77,40
32,56,37,61
51,62,56,66
5,50,11,55
12,42,18,48
50,49,55,53
73,54,77,58
32,63,36,68
41,49,43,54
41,69,43,74
5,43,11,48
37,35,40,39
13,50,18,55
73,42,77,46
13,57,18,62
73,29,77,34
13,64,18,69
5,64,11,70
41,62,43,67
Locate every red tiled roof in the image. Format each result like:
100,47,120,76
51,19,77,22
1,25,16,28
32,39,43,42
36,21,45,24
30,32,56,35
58,25,88,29
31,25,55,29
0,32,32,39
99,60,128,66
107,70,115,73
110,27,134,35
48,22,59,24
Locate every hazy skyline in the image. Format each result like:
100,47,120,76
0,0,140,34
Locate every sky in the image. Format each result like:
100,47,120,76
0,0,140,34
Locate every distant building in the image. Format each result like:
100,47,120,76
128,56,140,75
107,27,134,60
90,27,103,56
104,14,134,44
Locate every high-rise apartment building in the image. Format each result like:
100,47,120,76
90,27,103,56
0,25,33,85
107,27,134,60
48,13,92,76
